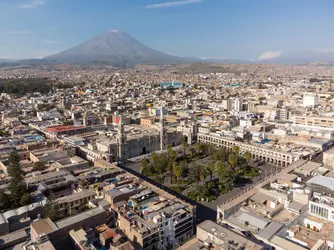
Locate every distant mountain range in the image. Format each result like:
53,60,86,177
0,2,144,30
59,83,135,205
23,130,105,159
2,30,334,67
0,59,16,63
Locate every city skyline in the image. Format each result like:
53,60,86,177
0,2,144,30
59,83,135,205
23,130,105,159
0,0,333,60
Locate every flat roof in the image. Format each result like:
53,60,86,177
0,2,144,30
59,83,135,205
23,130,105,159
56,189,95,203
307,175,334,191
238,211,270,229
26,170,70,184
0,229,28,247
294,161,322,175
63,135,84,142
270,235,307,250
258,221,283,240
36,240,56,250
31,218,57,236
47,125,86,133
198,220,263,249
56,206,105,229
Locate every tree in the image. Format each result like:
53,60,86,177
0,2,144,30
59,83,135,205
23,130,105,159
200,166,207,184
216,162,227,182
167,145,176,162
8,151,20,167
154,154,168,175
150,152,158,163
216,162,234,193
212,147,226,161
20,194,31,206
194,144,201,156
207,162,216,181
232,146,240,169
0,190,10,210
140,158,150,174
33,161,46,172
173,165,183,186
7,151,30,209
181,137,188,157
180,160,187,171
7,151,22,179
44,193,63,221
189,165,201,183
232,146,240,156
228,154,237,170
244,151,251,165
189,148,195,159
166,144,176,174
9,180,29,208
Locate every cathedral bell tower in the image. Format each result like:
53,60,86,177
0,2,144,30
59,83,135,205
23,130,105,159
160,107,166,151
117,115,126,161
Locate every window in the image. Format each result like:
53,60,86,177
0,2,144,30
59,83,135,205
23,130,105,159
310,203,328,219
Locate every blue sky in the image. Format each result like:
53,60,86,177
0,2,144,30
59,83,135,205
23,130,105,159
0,0,333,60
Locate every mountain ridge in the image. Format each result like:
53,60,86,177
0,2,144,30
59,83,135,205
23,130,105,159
44,30,187,66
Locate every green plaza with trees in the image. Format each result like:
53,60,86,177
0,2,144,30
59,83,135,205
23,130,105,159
140,141,261,202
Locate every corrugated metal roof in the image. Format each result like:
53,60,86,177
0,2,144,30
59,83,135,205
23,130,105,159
307,175,334,191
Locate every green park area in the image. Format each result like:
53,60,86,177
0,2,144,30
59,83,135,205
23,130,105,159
140,140,260,202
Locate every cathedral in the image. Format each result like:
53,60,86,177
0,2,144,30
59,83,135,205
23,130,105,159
109,108,183,161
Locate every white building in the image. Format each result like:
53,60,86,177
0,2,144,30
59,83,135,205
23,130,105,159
307,175,334,222
303,93,318,107
37,109,61,121
228,98,243,112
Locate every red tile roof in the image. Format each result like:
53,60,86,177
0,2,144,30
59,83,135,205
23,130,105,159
101,229,118,239
47,125,86,133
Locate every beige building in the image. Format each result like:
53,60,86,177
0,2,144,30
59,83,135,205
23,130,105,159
197,133,299,166
293,116,334,129
56,189,95,215
196,220,263,250
323,148,334,169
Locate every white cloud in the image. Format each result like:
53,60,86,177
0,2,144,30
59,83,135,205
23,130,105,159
19,0,44,9
3,30,33,35
44,40,58,44
145,0,203,9
258,50,282,60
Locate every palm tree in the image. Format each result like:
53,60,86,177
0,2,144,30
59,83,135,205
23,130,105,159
200,166,207,184
207,161,216,181
173,165,183,186
150,152,158,163
232,146,240,169
243,151,251,165
167,145,176,161
215,162,226,183
232,146,240,156
228,153,237,170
